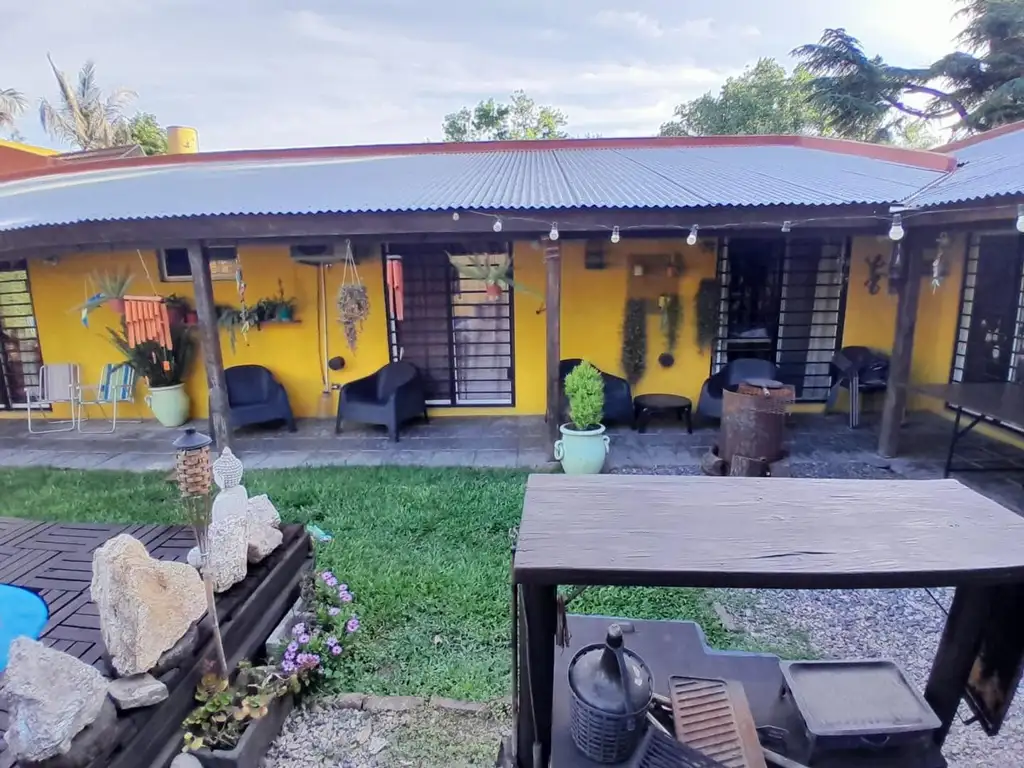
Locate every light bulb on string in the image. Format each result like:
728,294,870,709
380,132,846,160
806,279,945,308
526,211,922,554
452,211,460,221
889,213,905,242
1016,204,1024,234
549,223,560,241
781,221,792,234
686,225,699,246
492,218,503,233
610,226,621,244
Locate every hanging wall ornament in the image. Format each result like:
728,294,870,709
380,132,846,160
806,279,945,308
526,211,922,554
932,233,951,293
887,242,904,295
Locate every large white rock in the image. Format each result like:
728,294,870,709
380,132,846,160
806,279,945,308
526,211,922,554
248,524,283,564
1,637,110,762
205,514,249,592
247,494,281,528
91,534,207,676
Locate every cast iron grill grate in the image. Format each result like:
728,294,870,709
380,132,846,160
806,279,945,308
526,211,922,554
629,728,729,768
668,677,766,768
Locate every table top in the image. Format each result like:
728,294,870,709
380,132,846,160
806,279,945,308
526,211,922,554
633,393,692,408
914,382,1024,426
514,475,1024,589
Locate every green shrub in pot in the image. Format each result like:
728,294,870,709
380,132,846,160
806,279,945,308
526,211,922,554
555,360,610,474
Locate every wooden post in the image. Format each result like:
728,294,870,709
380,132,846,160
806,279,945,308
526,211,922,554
516,584,557,767
878,237,923,458
544,242,562,453
187,244,233,451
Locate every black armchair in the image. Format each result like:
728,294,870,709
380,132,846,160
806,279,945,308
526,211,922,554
335,361,428,441
826,346,890,428
220,365,296,433
559,359,634,426
696,358,779,420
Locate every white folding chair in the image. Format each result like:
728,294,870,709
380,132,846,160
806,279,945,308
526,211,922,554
77,363,138,433
26,363,80,433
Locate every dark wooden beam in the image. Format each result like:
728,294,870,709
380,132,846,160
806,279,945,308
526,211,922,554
187,243,233,451
544,242,562,455
878,235,924,458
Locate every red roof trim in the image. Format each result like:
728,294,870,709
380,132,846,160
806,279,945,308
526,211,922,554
937,120,1024,153
0,133,956,185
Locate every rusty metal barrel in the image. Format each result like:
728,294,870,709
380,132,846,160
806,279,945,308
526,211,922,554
720,379,795,465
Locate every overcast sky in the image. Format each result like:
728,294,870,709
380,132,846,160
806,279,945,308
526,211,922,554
3,0,962,151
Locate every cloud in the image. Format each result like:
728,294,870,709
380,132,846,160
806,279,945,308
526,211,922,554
592,11,717,40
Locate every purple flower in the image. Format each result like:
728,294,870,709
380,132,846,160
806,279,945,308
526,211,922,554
328,607,341,616
331,645,343,656
346,618,360,633
339,590,353,603
291,622,306,638
338,584,348,592
320,570,334,581
297,633,311,645
286,641,298,654
326,636,338,647
281,660,296,673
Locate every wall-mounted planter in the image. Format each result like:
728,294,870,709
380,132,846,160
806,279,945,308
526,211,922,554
191,693,294,768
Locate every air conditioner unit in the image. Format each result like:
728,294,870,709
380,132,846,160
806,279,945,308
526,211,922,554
289,243,340,266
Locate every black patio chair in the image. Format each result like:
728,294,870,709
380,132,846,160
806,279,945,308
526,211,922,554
558,358,634,427
220,365,297,433
335,361,428,441
696,358,779,420
826,346,890,428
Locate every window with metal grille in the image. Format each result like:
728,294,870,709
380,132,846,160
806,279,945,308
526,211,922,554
159,246,237,282
711,236,848,401
951,232,1024,385
0,260,43,408
384,244,515,406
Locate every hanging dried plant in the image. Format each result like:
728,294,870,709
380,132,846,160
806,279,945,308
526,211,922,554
337,284,369,352
659,293,681,353
694,278,719,354
621,298,647,386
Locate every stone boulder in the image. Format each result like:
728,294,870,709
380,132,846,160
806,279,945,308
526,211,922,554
248,524,283,564
107,674,168,710
1,638,110,763
204,514,249,592
247,494,281,528
91,534,207,676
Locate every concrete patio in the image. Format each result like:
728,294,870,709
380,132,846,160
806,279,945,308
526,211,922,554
1,411,1023,511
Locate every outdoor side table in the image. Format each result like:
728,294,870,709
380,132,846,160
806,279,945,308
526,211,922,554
633,394,693,434
512,475,1024,768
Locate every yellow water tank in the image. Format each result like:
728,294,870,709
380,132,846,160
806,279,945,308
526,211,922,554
166,126,199,154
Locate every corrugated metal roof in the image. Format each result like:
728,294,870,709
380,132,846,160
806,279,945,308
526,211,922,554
0,144,943,233
907,127,1024,207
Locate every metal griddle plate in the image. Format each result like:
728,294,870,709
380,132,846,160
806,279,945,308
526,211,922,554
668,676,767,768
781,660,941,738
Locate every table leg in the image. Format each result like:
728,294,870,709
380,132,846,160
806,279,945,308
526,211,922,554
683,406,693,434
636,407,649,434
924,585,995,746
516,584,557,768
944,408,962,479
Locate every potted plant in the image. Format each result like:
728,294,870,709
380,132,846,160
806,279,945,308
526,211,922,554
448,252,543,301
271,279,297,322
109,322,196,427
555,361,610,475
74,268,134,320
165,294,192,326
182,662,299,767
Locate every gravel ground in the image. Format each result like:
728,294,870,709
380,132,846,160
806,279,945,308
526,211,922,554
723,587,1024,768
265,699,509,767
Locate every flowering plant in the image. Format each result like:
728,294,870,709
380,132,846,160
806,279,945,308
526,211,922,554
277,569,361,689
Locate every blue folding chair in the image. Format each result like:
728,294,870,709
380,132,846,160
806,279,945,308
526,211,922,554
77,363,138,433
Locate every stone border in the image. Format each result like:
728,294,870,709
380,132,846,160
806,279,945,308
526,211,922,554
327,693,493,718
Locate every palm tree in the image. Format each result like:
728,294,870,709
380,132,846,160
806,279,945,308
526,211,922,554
39,55,136,150
0,87,26,132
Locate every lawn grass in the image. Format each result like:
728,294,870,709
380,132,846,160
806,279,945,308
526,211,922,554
0,466,731,700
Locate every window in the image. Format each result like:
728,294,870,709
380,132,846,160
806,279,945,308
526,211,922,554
159,246,238,282
0,260,42,408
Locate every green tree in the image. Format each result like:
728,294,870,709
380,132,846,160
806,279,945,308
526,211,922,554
660,59,836,137
443,90,569,141
794,0,1024,135
129,112,168,155
1,87,26,133
39,55,137,150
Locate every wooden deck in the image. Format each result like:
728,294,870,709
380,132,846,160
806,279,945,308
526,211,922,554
0,518,309,768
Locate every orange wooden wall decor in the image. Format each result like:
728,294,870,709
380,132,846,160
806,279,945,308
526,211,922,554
124,295,173,349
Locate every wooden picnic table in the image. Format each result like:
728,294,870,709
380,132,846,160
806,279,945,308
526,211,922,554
513,475,1024,767
913,382,1024,477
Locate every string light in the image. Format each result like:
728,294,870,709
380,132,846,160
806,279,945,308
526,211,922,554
1017,204,1024,234
452,212,460,221
889,214,905,242
492,218,503,233
686,225,699,246
781,221,792,233
610,226,620,244
549,223,560,241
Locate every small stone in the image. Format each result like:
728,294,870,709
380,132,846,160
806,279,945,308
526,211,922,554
91,534,207,676
205,515,249,592
186,546,202,569
2,638,110,762
368,736,388,755
107,674,168,710
429,697,490,717
355,725,372,744
151,623,199,677
170,754,203,768
363,695,423,712
712,602,740,633
332,692,366,710
248,494,281,528
247,524,283,564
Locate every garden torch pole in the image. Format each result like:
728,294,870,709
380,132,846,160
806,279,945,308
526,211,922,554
173,427,229,678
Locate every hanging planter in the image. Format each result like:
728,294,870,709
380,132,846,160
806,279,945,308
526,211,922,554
74,268,134,324
337,239,370,353
658,293,681,362
447,252,544,302
694,279,719,354
621,298,647,386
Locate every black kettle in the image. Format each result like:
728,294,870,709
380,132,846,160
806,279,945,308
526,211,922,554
567,623,654,763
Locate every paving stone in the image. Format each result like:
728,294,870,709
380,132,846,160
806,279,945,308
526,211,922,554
429,697,490,716
362,695,423,711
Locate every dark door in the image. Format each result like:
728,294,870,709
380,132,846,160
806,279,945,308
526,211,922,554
961,234,1022,383
0,261,43,409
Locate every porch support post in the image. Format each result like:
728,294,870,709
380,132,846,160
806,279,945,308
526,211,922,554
878,235,923,458
544,242,562,454
187,243,233,451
